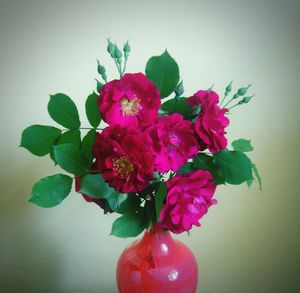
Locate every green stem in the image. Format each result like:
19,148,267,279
62,127,104,132
113,58,122,78
223,97,235,108
121,57,128,76
220,93,228,107
228,103,239,110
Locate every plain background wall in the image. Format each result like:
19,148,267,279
0,0,299,292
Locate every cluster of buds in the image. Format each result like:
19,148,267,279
107,39,131,75
221,82,254,110
95,39,131,93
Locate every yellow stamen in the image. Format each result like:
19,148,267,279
120,97,141,116
112,156,134,177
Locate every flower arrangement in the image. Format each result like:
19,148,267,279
20,40,261,238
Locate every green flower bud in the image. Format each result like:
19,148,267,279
174,81,184,97
107,39,115,57
233,93,240,100
123,41,130,52
242,95,254,104
114,44,123,59
123,41,131,58
225,81,233,93
117,57,122,65
95,79,104,93
97,60,106,75
207,83,214,93
237,84,251,96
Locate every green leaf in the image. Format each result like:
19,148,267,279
178,162,195,174
85,92,101,128
20,125,61,156
193,153,225,185
231,139,254,152
49,129,81,164
110,210,147,238
138,181,160,198
53,143,89,175
29,174,73,208
161,97,194,119
145,50,180,98
213,150,253,185
252,163,262,191
81,129,96,163
107,192,141,214
155,181,167,220
48,93,80,129
58,129,81,147
79,173,115,199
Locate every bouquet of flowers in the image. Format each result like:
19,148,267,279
20,40,261,238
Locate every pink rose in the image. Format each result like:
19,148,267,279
98,73,161,129
93,125,154,193
159,170,217,234
146,113,200,173
187,90,229,153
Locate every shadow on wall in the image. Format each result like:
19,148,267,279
0,161,121,293
0,163,62,292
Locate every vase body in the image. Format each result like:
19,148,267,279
116,226,198,293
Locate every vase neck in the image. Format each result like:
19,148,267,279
142,224,174,246
149,224,168,235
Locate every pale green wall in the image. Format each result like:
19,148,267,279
0,0,299,292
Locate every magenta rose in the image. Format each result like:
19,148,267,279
187,90,229,153
98,73,161,129
93,125,154,193
159,170,217,234
146,113,200,173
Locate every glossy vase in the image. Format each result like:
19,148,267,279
116,225,198,293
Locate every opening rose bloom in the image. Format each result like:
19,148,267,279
159,170,217,234
146,113,200,173
93,124,154,193
187,90,229,153
98,73,161,129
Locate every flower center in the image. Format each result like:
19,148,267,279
120,97,141,116
168,133,180,151
112,156,134,177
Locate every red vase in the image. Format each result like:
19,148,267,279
116,225,198,293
